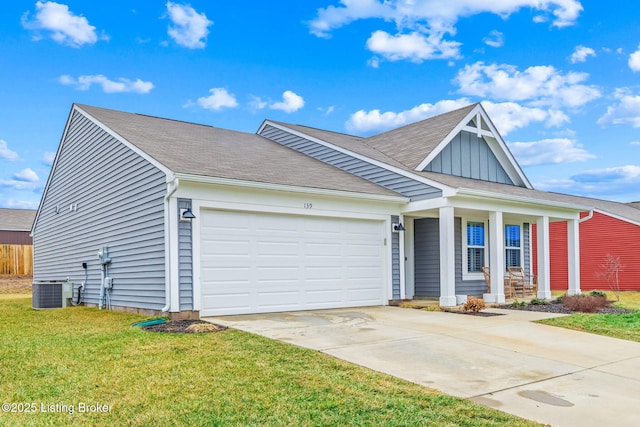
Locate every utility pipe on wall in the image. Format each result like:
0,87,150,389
162,177,179,312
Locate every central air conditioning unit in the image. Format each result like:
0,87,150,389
32,281,74,309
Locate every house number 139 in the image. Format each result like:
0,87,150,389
304,203,313,209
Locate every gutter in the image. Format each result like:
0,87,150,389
162,177,179,312
455,188,593,212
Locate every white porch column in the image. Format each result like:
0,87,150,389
536,216,552,299
487,211,505,303
439,206,456,307
567,219,581,296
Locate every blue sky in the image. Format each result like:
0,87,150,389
1,1,640,209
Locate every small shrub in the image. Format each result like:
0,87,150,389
554,294,566,304
463,296,486,313
529,298,549,305
590,290,607,299
562,294,610,313
512,299,526,307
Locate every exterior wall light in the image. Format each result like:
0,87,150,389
181,207,196,220
392,223,405,232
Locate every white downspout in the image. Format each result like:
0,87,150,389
162,177,179,312
579,210,594,223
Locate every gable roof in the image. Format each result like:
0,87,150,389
271,103,531,191
0,208,36,231
365,103,478,170
75,104,403,199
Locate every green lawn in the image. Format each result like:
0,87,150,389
0,295,539,427
539,291,640,342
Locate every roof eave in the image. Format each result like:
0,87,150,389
174,173,410,203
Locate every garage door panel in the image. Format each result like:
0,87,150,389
200,210,386,316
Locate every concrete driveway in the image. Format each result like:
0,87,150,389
204,306,640,427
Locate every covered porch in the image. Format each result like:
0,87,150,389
395,191,589,307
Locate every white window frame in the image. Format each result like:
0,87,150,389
504,223,524,271
462,218,488,281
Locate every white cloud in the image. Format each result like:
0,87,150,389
248,95,268,112
454,62,601,108
534,165,640,200
166,2,212,49
597,89,640,128
483,30,503,48
270,91,305,113
628,44,640,72
631,141,640,146
318,106,336,115
366,30,461,62
481,101,570,135
507,138,595,166
570,45,595,63
345,98,471,134
43,152,56,165
196,88,238,111
21,1,102,47
59,74,154,94
0,168,40,191
14,168,39,182
0,199,40,209
0,140,19,161
309,1,582,62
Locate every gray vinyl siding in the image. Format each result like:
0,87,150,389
414,218,440,297
260,125,442,200
424,131,514,185
391,215,401,299
33,110,167,310
178,199,194,311
414,217,485,298
524,223,531,276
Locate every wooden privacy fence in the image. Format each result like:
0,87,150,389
0,244,33,275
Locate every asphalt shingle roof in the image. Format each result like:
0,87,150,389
365,103,478,170
76,104,403,198
0,208,36,231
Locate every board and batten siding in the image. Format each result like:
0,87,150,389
33,110,167,310
414,218,440,297
178,198,194,311
414,217,494,298
423,131,514,185
391,215,401,299
259,125,442,200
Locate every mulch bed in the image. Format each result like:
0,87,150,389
447,310,505,317
143,320,228,333
496,301,634,314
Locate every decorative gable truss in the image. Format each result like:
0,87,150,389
416,105,532,189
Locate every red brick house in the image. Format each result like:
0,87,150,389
532,198,640,292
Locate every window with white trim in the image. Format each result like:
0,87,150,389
504,224,521,270
464,220,486,278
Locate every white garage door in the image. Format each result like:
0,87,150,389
200,210,386,316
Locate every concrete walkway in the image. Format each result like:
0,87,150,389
204,307,640,427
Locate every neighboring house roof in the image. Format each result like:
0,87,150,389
417,172,640,223
76,104,403,198
629,202,640,210
0,208,36,231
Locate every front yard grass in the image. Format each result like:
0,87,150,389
0,295,539,427
539,291,640,342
